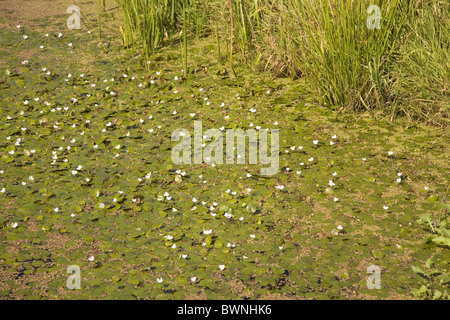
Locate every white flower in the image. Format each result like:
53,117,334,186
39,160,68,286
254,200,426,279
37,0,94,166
250,234,256,238
397,178,402,183
72,170,78,175
203,229,212,235
53,207,59,212
219,265,225,271
11,222,18,228
329,180,335,187
332,135,337,139
333,197,339,202
337,225,343,230
0,188,5,193
88,256,95,262
424,186,429,190
28,176,34,181
190,277,197,282
397,173,402,177
23,35,28,39
181,254,188,259
156,278,163,283
171,244,177,249
313,140,318,145
388,151,394,156
165,235,173,240
383,206,389,211
332,172,337,176
224,213,232,219
308,157,314,162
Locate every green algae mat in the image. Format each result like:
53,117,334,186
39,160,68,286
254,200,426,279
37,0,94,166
0,12,449,300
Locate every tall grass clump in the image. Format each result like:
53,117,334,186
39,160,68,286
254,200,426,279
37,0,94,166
117,0,180,59
114,1,448,125
117,0,213,61
392,0,449,126
280,0,408,111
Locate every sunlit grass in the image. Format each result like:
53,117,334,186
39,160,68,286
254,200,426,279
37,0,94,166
114,0,448,126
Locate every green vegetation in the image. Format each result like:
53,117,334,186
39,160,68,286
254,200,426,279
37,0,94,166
0,0,448,300
117,0,449,125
